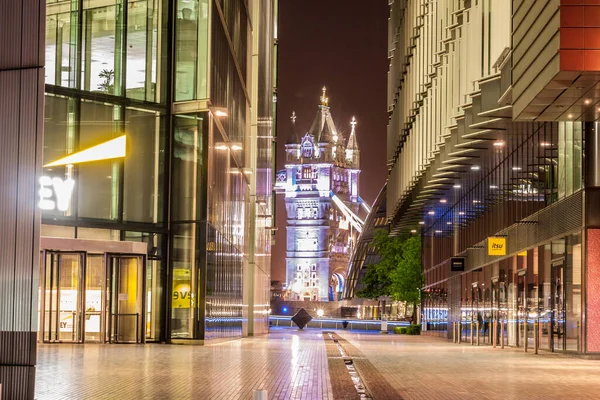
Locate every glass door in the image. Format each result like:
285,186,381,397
471,284,479,343
107,254,145,343
517,272,526,348
40,251,85,343
552,261,565,351
84,254,105,342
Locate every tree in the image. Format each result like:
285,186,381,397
356,229,402,300
357,230,423,322
390,235,423,322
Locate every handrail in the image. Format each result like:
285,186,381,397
111,313,140,344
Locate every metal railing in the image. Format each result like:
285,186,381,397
269,316,410,332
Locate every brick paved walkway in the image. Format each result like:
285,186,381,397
337,331,600,400
36,328,333,400
36,328,600,399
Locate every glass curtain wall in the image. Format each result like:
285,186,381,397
174,0,210,101
422,119,584,350
43,96,164,225
44,0,167,342
170,114,207,339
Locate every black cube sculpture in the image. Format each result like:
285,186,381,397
291,308,313,330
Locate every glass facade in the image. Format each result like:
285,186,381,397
386,1,593,353
41,0,277,343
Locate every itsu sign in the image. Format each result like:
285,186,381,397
38,176,75,211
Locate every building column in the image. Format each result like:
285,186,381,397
0,1,45,398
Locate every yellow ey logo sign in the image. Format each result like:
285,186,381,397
488,237,506,256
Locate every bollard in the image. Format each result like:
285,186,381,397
253,389,268,400
578,321,581,352
493,320,497,348
380,318,388,335
501,319,505,349
453,322,456,343
470,320,474,345
534,320,539,354
476,321,480,346
524,322,528,352
458,321,462,344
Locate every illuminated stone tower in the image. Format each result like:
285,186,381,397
276,88,362,301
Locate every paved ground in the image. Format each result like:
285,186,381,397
337,331,600,400
36,329,333,400
36,328,600,399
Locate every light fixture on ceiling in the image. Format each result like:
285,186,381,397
540,142,551,147
215,143,228,150
471,165,480,171
585,99,591,105
458,211,465,215
447,221,452,225
493,141,505,147
419,221,425,225
512,166,522,171
428,211,435,215
453,184,461,189
440,199,447,204
490,185,498,189
568,114,573,119
230,143,243,151
410,229,417,233
214,108,228,117
435,230,442,234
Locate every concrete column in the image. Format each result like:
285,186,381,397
0,0,45,398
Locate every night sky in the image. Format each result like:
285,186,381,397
271,0,389,282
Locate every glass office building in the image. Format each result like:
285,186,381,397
40,0,277,344
387,1,600,354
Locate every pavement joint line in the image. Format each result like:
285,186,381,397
324,331,403,400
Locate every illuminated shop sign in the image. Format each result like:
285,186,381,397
450,257,465,272
488,237,506,256
39,176,75,211
38,135,127,211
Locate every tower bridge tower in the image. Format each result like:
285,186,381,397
276,88,362,301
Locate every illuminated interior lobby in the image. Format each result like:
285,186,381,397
39,0,277,344
387,1,600,353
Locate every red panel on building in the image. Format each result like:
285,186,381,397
561,4,600,70
586,229,600,352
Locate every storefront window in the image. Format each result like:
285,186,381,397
171,223,200,339
126,0,160,101
123,108,163,223
46,8,77,87
174,0,209,101
77,101,122,220
82,2,122,95
171,114,207,222
124,231,163,341
42,95,77,218
558,122,583,200
566,233,582,351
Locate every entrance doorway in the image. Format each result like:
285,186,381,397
516,271,527,348
551,260,565,351
39,250,146,344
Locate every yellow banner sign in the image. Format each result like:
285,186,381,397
488,237,506,256
518,250,527,257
